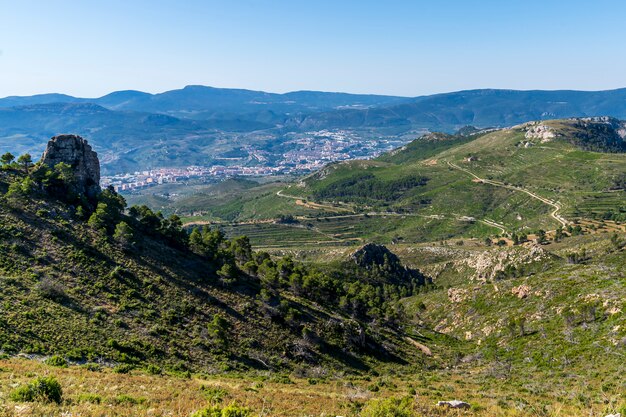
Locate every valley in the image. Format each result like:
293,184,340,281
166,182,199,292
0,118,624,417
5,2,626,415
141,119,625,251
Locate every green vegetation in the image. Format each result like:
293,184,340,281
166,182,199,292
0,155,434,374
191,403,251,417
312,172,428,202
10,376,63,404
176,119,625,250
0,118,625,416
360,396,413,417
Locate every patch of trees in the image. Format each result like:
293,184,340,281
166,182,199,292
243,252,427,327
569,122,626,153
313,173,428,202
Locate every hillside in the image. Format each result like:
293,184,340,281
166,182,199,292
1,151,625,416
0,138,446,377
180,117,625,249
0,85,407,117
0,103,274,174
0,132,624,416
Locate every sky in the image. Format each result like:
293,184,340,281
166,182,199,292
1,0,626,98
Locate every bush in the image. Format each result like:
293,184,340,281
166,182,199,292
113,364,134,374
77,393,102,404
360,396,414,417
191,403,250,417
10,376,63,404
81,363,102,372
200,386,229,403
35,277,67,302
44,355,68,368
113,221,135,248
145,364,162,375
113,394,146,405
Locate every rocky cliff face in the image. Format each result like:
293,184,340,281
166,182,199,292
41,134,101,198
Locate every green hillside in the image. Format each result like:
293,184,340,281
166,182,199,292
0,161,443,376
2,160,624,416
1,120,625,416
180,118,625,249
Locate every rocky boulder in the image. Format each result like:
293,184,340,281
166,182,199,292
41,134,101,199
437,400,471,409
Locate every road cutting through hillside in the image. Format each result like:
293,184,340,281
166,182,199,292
447,161,569,227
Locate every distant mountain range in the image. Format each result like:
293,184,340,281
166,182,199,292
3,85,626,173
289,88,626,131
0,85,407,119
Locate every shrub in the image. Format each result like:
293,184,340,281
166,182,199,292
207,314,230,347
81,363,102,372
44,355,68,368
10,376,63,404
113,221,135,248
269,374,293,385
35,277,67,302
1,343,17,353
191,403,250,417
113,394,146,405
360,396,414,417
113,364,134,374
77,393,102,404
145,364,162,375
200,386,229,403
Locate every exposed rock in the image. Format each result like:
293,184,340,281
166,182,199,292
604,414,621,417
448,288,468,303
524,124,555,142
405,337,432,356
511,284,531,299
41,134,100,199
461,244,555,282
437,400,471,409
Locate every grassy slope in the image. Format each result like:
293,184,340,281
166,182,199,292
2,233,624,416
402,232,626,415
180,119,625,250
0,171,435,375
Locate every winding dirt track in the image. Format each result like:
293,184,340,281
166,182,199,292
276,188,510,234
447,161,569,227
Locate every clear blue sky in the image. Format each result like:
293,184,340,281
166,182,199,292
1,0,626,97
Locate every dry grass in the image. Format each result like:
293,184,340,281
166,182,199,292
1,358,624,417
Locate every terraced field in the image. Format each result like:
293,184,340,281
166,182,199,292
218,222,340,248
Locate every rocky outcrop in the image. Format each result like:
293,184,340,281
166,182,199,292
41,134,100,199
524,124,555,142
437,400,471,409
511,284,532,299
350,243,403,270
348,243,429,286
462,245,555,282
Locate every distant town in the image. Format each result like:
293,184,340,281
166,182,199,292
102,130,411,192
